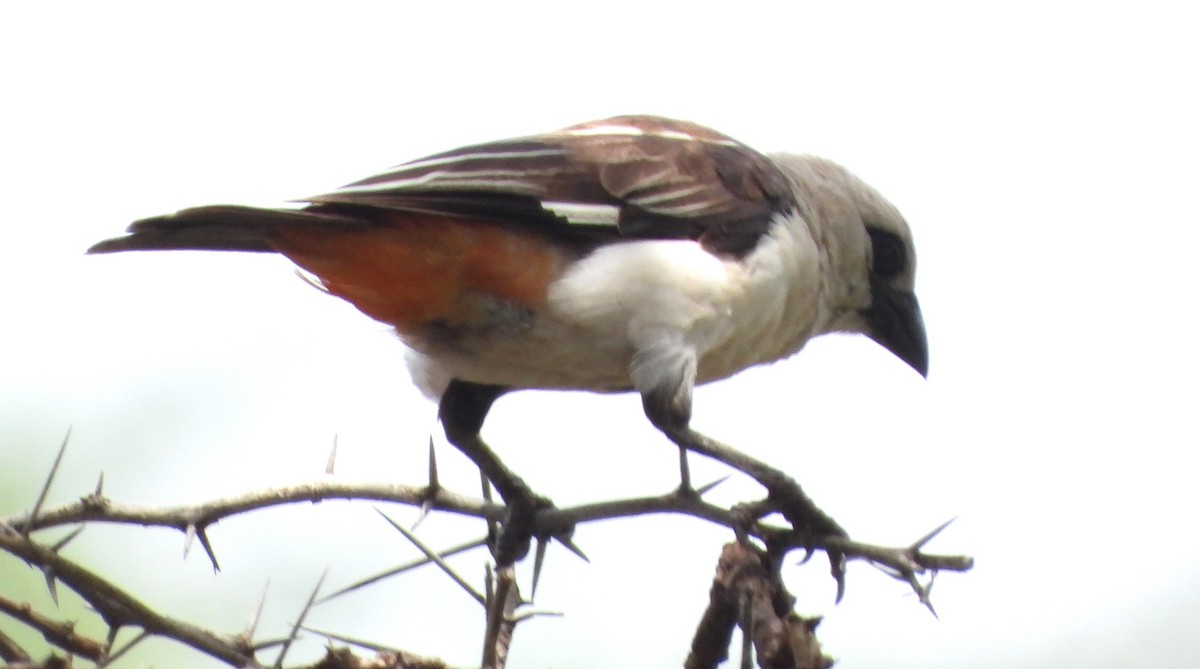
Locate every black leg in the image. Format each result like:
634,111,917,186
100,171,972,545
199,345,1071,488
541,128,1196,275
640,384,845,539
439,379,549,564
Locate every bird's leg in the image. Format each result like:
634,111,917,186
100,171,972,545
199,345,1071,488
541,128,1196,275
634,347,845,540
439,379,552,565
659,424,845,539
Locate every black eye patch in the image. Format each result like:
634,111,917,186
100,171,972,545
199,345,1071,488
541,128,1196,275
867,227,907,279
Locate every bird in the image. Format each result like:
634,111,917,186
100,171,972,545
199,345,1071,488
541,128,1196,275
90,115,927,564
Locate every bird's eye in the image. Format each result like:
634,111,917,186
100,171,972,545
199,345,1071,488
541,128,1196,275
867,227,906,279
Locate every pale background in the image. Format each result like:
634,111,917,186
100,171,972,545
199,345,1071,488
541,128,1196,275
2,2,1198,667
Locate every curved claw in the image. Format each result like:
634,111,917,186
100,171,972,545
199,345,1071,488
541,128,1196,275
829,550,847,603
492,490,554,566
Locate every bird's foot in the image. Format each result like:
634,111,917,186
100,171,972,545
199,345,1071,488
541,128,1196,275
492,482,557,566
765,476,846,540
760,475,850,599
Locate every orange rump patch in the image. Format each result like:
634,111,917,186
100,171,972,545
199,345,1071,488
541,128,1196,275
268,214,566,330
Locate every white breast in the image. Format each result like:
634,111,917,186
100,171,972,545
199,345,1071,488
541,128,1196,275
404,210,831,398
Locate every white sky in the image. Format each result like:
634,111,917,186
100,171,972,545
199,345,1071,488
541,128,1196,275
2,2,1198,668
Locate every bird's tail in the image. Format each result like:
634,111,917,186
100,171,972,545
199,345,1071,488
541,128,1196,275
87,205,368,254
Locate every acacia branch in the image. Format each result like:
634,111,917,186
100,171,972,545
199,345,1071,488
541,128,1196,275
482,565,520,669
0,625,32,663
687,542,832,669
0,593,106,661
9,482,493,535
3,457,972,667
0,532,256,667
7,481,972,588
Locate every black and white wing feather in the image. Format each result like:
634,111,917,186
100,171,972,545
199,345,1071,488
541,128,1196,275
305,115,795,257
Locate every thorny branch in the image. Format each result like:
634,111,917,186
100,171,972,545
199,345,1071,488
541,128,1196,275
0,530,254,666
7,482,971,579
482,566,520,669
686,542,832,669
2,442,972,668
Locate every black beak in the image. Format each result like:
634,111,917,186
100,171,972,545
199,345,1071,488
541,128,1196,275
865,283,928,377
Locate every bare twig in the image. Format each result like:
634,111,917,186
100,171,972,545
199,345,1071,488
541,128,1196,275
686,543,831,669
0,533,256,667
3,441,972,669
0,594,105,661
482,565,520,669
685,553,738,668
7,480,972,598
297,626,447,668
784,614,829,669
0,626,31,663
10,481,496,536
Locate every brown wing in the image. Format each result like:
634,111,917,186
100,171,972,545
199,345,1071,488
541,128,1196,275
304,115,796,257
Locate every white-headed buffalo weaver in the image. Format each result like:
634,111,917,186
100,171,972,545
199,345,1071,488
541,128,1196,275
91,115,927,565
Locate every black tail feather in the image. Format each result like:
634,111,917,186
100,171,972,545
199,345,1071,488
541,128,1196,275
87,205,368,254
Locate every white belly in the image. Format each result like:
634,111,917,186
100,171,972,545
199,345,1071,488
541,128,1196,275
403,219,828,399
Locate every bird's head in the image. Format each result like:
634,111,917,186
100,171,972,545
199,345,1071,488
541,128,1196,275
774,155,928,377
